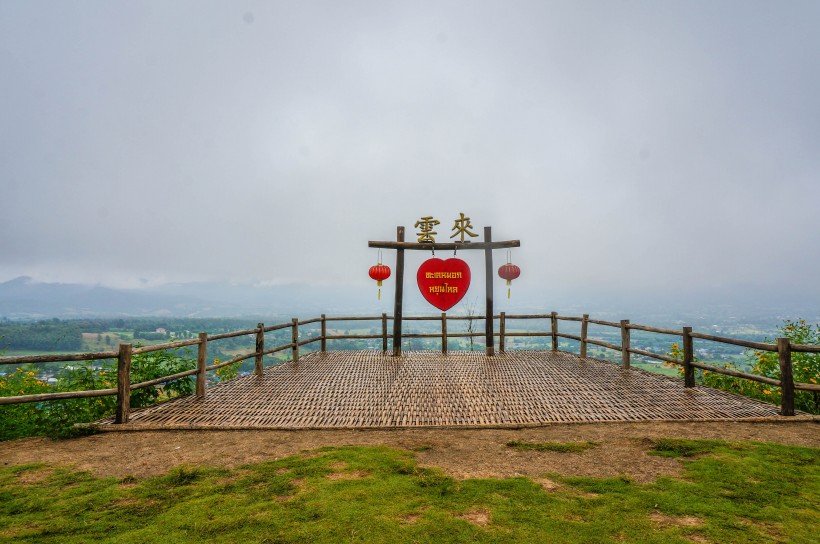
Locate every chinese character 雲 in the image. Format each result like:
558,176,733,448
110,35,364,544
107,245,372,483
414,216,440,243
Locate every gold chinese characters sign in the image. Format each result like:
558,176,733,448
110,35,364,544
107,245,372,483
415,213,478,243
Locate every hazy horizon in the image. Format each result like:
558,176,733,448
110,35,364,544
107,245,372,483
2,274,818,326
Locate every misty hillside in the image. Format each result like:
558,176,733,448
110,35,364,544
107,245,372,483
0,276,378,319
2,275,819,328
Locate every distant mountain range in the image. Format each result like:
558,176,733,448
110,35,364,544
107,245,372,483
1,276,818,324
0,276,374,319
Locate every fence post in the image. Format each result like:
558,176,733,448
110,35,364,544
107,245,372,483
682,326,694,387
196,332,207,397
499,312,506,353
115,343,132,424
777,337,795,416
620,320,630,369
580,314,589,358
382,313,388,353
255,323,264,376
393,226,405,357
292,318,299,363
321,314,327,352
550,311,558,352
484,226,494,356
441,312,448,354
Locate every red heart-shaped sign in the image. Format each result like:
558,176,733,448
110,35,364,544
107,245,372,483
417,258,471,311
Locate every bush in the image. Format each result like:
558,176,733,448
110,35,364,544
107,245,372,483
214,358,239,382
0,349,195,441
667,319,820,414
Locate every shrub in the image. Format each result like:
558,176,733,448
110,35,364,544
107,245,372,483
666,319,820,414
0,349,195,441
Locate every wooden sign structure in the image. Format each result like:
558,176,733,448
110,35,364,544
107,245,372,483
369,226,520,356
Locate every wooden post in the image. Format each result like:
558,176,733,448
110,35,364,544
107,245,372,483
255,323,264,376
115,343,132,424
499,312,506,353
550,312,558,352
441,312,448,354
620,320,630,369
320,314,327,352
580,314,589,358
381,313,388,352
196,332,207,397
682,326,694,387
291,318,299,363
777,337,795,416
484,226,494,356
393,226,405,356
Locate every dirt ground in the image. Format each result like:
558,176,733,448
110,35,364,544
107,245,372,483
1,421,817,483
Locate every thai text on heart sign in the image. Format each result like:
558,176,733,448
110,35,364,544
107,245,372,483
416,258,471,311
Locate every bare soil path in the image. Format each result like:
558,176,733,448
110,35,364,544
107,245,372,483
2,421,817,483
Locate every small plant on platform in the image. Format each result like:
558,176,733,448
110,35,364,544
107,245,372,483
214,358,239,382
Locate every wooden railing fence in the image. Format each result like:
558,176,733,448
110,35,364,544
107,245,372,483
1,312,817,421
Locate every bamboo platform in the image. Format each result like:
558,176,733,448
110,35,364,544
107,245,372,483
96,350,797,430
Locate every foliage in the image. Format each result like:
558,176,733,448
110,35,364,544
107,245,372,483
0,441,818,542
128,349,196,405
506,440,597,453
0,349,195,441
0,317,279,354
0,369,54,440
748,319,820,413
648,438,724,458
214,358,240,383
0,319,83,351
666,319,820,414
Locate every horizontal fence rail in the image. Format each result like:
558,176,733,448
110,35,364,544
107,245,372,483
1,312,817,420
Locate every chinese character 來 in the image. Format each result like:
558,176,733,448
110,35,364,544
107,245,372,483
450,213,478,242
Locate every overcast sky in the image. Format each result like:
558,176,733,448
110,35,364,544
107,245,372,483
1,1,818,305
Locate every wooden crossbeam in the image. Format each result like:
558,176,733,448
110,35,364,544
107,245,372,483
368,240,520,250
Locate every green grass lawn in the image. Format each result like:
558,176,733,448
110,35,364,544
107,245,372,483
1,439,817,543
506,440,598,453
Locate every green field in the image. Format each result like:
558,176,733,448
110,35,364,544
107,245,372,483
631,362,681,377
1,439,817,543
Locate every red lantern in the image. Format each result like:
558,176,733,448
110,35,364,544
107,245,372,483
498,262,521,299
369,263,391,300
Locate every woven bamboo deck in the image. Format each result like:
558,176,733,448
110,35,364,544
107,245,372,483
96,350,794,430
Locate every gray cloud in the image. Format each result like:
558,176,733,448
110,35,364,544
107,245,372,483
1,1,818,307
